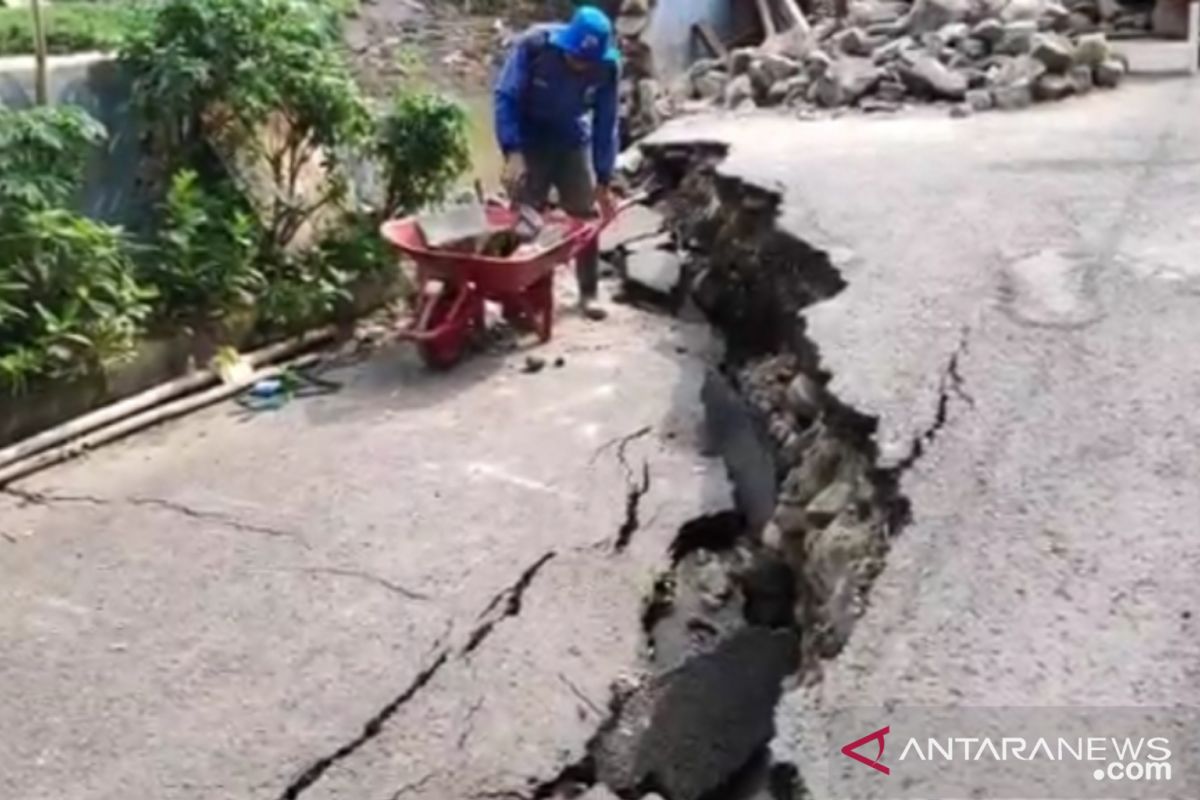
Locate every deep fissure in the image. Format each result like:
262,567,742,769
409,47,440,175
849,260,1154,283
512,142,972,800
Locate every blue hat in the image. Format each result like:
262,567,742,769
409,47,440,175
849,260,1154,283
550,6,620,63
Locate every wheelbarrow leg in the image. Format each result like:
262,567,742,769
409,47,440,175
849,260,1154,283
532,273,554,343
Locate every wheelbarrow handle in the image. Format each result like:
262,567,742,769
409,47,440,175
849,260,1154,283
571,192,648,256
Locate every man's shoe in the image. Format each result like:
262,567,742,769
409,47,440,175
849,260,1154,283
580,299,608,321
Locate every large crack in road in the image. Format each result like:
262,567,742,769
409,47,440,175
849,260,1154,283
495,143,980,800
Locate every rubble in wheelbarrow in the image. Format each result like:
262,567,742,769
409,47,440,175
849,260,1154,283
664,0,1134,117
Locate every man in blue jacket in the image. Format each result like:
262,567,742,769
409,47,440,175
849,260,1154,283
494,5,620,321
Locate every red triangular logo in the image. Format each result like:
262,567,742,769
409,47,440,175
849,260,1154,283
841,725,891,775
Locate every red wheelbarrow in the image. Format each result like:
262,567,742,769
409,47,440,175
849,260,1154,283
381,203,628,369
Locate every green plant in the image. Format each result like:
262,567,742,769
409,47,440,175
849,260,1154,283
0,106,149,393
0,105,105,215
374,90,470,218
120,0,370,256
145,169,263,321
0,2,138,56
0,209,152,392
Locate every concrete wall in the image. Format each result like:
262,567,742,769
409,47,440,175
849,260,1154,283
0,52,147,228
645,0,733,78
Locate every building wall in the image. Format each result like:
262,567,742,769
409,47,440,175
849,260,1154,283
0,52,147,228
644,0,733,78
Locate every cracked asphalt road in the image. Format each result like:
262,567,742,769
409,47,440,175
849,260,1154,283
0,304,730,800
649,76,1200,795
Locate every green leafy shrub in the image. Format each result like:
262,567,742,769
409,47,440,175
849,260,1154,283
0,107,150,393
0,2,137,56
144,170,263,322
120,0,369,251
0,105,105,215
374,90,471,218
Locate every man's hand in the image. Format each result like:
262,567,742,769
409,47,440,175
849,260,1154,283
595,184,616,221
502,152,526,199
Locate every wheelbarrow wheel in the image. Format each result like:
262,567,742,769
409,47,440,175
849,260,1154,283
415,284,479,369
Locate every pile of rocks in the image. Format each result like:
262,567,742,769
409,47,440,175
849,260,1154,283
680,0,1133,115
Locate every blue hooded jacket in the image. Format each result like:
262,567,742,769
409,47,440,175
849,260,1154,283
493,24,621,184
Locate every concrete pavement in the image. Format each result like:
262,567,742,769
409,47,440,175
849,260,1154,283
0,304,730,800
648,76,1200,795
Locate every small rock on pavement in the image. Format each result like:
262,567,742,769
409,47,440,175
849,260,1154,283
992,82,1034,109
625,241,683,296
950,101,973,117
898,53,968,99
1093,57,1125,87
523,355,546,374
592,627,799,800
1031,32,1075,72
966,87,994,110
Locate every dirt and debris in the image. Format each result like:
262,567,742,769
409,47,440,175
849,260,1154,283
662,0,1144,118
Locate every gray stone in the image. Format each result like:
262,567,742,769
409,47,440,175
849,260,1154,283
804,48,835,77
692,70,727,101
723,74,755,107
687,57,724,79
833,26,876,56
1003,0,1045,20
593,627,799,800
769,74,811,105
747,59,775,96
806,478,856,527
1040,1,1072,30
964,67,989,87
579,787,622,800
898,53,968,99
875,78,909,102
996,20,1037,54
1093,56,1124,87
1072,31,1110,67
833,57,885,102
966,87,995,109
729,47,757,75
992,82,1034,108
950,102,973,117
860,96,904,112
1069,63,1093,93
903,0,972,34
971,17,1005,43
1033,71,1075,100
758,52,803,82
1066,10,1098,33
780,432,844,508
1030,32,1075,72
785,373,824,419
849,0,909,26
938,21,971,42
872,35,917,63
920,31,947,53
991,52,1046,87
957,35,989,59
